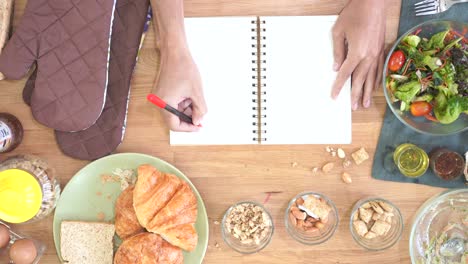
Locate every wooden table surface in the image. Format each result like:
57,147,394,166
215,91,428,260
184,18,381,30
0,0,447,263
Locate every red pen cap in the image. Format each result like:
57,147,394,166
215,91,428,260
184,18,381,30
147,94,167,109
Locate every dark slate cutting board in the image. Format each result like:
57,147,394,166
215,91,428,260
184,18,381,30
371,0,468,188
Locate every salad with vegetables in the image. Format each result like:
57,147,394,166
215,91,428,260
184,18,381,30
386,28,468,124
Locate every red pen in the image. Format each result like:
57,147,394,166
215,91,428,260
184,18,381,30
147,94,194,125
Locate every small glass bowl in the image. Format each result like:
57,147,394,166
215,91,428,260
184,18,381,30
221,201,274,254
350,197,403,251
285,192,339,245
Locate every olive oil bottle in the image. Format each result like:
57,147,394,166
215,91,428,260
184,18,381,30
393,143,429,178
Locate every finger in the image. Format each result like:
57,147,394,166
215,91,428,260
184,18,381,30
363,61,378,108
331,57,360,99
351,59,372,110
374,52,385,91
332,24,346,71
178,98,192,111
190,94,208,126
165,112,200,132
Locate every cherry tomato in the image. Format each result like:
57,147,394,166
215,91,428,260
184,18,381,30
410,101,432,117
388,50,406,72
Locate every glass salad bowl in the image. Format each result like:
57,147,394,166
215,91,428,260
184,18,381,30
383,20,468,135
409,189,468,264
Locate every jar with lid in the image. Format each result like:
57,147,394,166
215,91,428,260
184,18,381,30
393,143,429,178
0,155,60,223
429,148,465,181
0,113,23,153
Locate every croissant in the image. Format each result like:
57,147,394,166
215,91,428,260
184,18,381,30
133,164,198,251
114,233,183,264
115,186,144,240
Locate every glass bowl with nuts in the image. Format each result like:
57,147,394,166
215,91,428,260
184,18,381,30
221,201,274,254
285,192,339,245
350,197,403,251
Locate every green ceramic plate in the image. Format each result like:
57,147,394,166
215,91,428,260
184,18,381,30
53,153,208,263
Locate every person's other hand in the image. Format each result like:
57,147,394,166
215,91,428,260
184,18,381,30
331,0,386,110
153,49,207,132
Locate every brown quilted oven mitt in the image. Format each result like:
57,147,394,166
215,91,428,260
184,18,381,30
24,0,151,160
0,0,115,132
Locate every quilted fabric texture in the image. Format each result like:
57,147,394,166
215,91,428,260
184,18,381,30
24,0,151,160
0,0,115,132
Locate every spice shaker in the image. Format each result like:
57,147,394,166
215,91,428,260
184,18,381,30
0,113,23,153
0,155,60,223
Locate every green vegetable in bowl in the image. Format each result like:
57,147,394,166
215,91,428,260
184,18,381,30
387,28,468,124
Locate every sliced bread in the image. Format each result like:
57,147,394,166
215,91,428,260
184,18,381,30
60,221,115,264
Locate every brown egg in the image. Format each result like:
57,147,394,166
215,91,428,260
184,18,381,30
9,239,37,264
0,224,10,248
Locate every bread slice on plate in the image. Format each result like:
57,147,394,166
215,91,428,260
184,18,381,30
60,221,115,264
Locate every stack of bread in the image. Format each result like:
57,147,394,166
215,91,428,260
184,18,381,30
114,164,198,264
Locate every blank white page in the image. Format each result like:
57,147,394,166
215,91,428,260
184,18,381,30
170,17,256,145
263,16,352,144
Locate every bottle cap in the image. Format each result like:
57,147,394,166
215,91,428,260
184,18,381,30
0,169,42,223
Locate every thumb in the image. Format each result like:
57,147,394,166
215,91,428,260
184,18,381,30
190,95,207,126
331,24,346,72
0,34,36,79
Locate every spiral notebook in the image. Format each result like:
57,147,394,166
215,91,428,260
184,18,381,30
170,16,351,145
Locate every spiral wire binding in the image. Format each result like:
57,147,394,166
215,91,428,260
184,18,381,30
252,18,267,142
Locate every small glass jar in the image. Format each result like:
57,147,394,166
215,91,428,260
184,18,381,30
0,155,60,223
0,113,24,153
429,148,464,181
393,143,429,178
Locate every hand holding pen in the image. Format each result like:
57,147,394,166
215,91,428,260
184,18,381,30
147,94,204,131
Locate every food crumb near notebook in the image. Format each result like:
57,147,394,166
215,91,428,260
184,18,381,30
171,16,351,145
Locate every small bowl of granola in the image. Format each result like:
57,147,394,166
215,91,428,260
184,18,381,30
285,192,339,245
221,201,274,254
350,197,403,251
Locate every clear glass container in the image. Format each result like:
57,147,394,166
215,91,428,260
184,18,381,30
429,148,465,181
285,192,339,245
0,155,61,223
221,201,274,254
350,197,403,251
0,220,46,264
393,143,429,178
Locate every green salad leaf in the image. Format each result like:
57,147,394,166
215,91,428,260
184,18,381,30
394,80,421,103
434,93,468,124
428,30,449,49
403,35,421,48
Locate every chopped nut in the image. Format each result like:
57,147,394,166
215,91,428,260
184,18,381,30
378,201,394,213
370,220,391,236
225,203,271,245
213,220,220,225
291,162,298,168
326,146,331,153
303,195,331,220
306,216,319,223
342,159,352,168
312,167,319,175
351,147,369,165
331,151,337,157
322,162,334,173
289,213,297,226
214,242,220,248
364,231,378,239
337,148,346,159
353,220,368,237
342,172,352,184
359,207,373,224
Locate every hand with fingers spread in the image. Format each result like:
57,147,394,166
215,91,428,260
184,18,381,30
151,0,207,132
331,0,386,110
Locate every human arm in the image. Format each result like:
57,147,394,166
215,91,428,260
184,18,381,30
150,0,207,132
